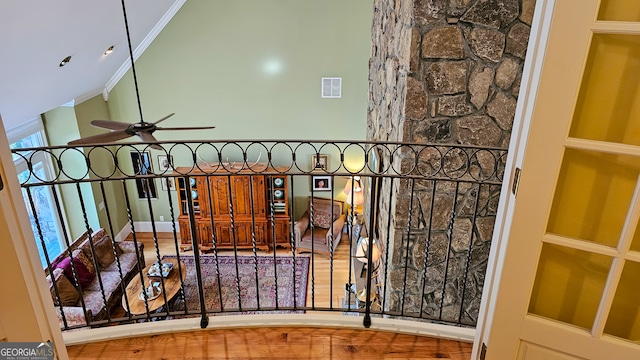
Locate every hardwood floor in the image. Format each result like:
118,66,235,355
68,233,472,359
66,326,473,359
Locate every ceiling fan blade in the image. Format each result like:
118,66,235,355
137,131,163,150
67,130,132,147
152,113,176,125
90,119,132,131
156,126,216,131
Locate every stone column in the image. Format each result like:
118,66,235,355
368,0,536,325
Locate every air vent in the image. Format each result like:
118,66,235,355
321,77,342,98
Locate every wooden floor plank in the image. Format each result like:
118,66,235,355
66,327,472,359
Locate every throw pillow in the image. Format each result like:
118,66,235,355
91,228,107,243
313,210,333,229
46,268,78,306
57,254,95,289
78,239,96,269
92,235,116,268
309,198,343,229
48,255,65,271
72,249,95,276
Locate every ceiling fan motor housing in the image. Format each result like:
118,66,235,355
128,122,158,135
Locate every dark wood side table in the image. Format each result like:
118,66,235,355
122,258,186,315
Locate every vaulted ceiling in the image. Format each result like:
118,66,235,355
0,0,184,131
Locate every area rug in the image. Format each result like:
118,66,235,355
163,255,309,314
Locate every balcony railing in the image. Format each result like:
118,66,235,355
13,140,507,336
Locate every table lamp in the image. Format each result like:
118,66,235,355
344,176,364,214
343,176,361,195
355,237,380,277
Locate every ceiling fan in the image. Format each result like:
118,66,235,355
67,0,215,150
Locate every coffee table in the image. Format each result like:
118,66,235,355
122,258,187,315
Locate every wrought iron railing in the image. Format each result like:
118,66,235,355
13,140,507,332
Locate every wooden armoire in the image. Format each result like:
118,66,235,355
174,164,290,252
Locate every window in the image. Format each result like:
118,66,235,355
10,120,67,268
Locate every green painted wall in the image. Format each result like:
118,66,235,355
42,107,99,239
104,0,373,222
74,96,130,234
108,0,372,140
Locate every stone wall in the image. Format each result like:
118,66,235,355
367,0,535,325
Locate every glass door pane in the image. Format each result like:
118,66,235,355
631,222,640,252
604,260,640,341
547,149,640,247
598,1,640,21
19,164,64,268
569,34,640,145
529,243,612,330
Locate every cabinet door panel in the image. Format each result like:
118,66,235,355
269,219,291,248
206,175,269,219
197,221,214,247
195,177,210,217
214,221,266,247
251,222,267,246
214,222,233,247
209,177,230,216
234,223,252,247
230,176,252,216
178,218,192,244
251,176,266,217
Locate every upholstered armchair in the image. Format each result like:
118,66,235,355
294,197,346,256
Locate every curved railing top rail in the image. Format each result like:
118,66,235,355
12,139,508,152
12,140,508,185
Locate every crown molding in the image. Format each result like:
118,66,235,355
104,0,186,94
74,87,105,105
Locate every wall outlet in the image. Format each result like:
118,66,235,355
159,215,164,222
98,201,105,211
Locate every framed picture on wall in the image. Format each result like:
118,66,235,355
160,178,175,191
158,155,173,172
130,151,157,199
312,175,332,191
311,154,328,171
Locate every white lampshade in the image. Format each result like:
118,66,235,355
343,176,361,195
355,237,380,263
346,188,364,207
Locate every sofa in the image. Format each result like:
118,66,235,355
44,228,145,329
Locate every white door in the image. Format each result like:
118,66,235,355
484,0,640,358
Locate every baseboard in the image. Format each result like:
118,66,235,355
114,224,131,243
112,222,177,242
133,221,179,233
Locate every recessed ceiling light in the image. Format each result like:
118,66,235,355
104,46,114,56
59,56,71,67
